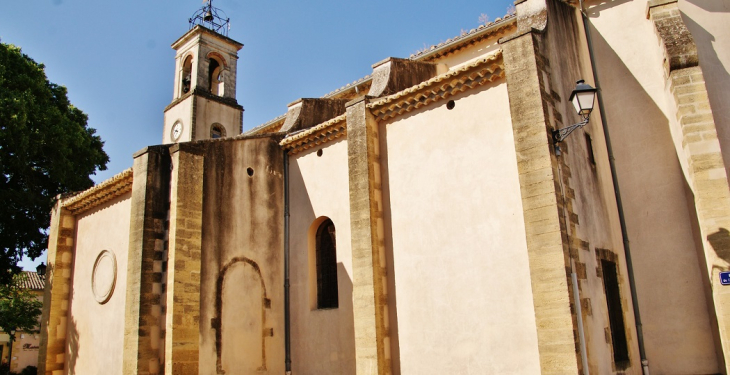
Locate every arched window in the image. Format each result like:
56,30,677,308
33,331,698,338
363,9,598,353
181,55,193,95
315,219,338,309
209,58,223,96
210,123,226,139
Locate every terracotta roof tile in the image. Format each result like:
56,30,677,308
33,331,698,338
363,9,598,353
16,271,45,291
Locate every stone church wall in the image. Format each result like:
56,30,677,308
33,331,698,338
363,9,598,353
380,79,541,374
192,99,242,142
288,139,357,374
537,1,641,372
681,0,730,183
66,193,132,375
194,135,285,375
585,0,723,372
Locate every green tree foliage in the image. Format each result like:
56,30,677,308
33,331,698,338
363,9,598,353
0,273,43,342
0,43,109,283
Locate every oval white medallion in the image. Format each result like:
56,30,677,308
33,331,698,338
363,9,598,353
91,250,117,304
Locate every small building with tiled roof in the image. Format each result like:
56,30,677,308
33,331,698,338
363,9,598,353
1,272,44,373
14,271,45,292
38,0,730,374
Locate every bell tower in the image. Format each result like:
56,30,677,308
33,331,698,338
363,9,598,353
163,1,244,144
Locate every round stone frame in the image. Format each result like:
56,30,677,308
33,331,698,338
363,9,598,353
91,250,117,304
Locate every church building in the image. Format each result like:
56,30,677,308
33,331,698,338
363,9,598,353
37,0,730,374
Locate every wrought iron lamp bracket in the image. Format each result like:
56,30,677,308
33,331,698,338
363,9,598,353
553,117,589,143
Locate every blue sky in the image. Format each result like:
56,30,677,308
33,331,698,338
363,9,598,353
1,0,513,269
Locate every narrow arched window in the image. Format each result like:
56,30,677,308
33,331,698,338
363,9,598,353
316,219,338,309
181,55,193,95
210,123,226,139
209,58,223,96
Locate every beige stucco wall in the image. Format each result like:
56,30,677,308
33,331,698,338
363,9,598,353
66,193,131,375
381,81,541,374
289,139,356,374
584,0,721,372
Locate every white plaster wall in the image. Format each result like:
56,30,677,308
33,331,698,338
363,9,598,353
382,81,541,374
162,97,192,144
584,0,721,372
289,140,356,374
66,193,132,375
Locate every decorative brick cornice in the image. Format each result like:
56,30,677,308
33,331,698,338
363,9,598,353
280,114,346,155
63,168,133,214
368,51,504,121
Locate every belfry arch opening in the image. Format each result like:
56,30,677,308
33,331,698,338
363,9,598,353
209,57,224,96
181,55,193,95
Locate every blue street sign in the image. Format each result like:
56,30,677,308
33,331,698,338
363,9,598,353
721,271,730,286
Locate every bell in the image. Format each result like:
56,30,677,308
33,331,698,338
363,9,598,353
204,10,213,22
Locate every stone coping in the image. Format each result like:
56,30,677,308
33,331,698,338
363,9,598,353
280,50,503,153
62,168,134,214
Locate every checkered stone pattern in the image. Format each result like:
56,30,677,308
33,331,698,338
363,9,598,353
38,205,75,375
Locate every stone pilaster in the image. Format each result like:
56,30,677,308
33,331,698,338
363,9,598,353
648,1,730,370
38,202,75,375
124,146,171,375
165,145,204,375
501,30,580,374
346,97,392,375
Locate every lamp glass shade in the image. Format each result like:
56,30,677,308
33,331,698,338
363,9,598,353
573,91,595,115
569,80,597,117
36,262,47,276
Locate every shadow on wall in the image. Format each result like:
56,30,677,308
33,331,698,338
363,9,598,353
588,14,725,374
686,0,730,13
336,262,356,374
378,121,401,375
584,0,632,18
66,316,79,375
708,228,730,275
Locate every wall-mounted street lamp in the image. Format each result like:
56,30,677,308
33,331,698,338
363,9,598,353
36,262,47,278
553,80,598,143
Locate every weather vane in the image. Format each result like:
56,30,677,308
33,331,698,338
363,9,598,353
189,0,231,36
